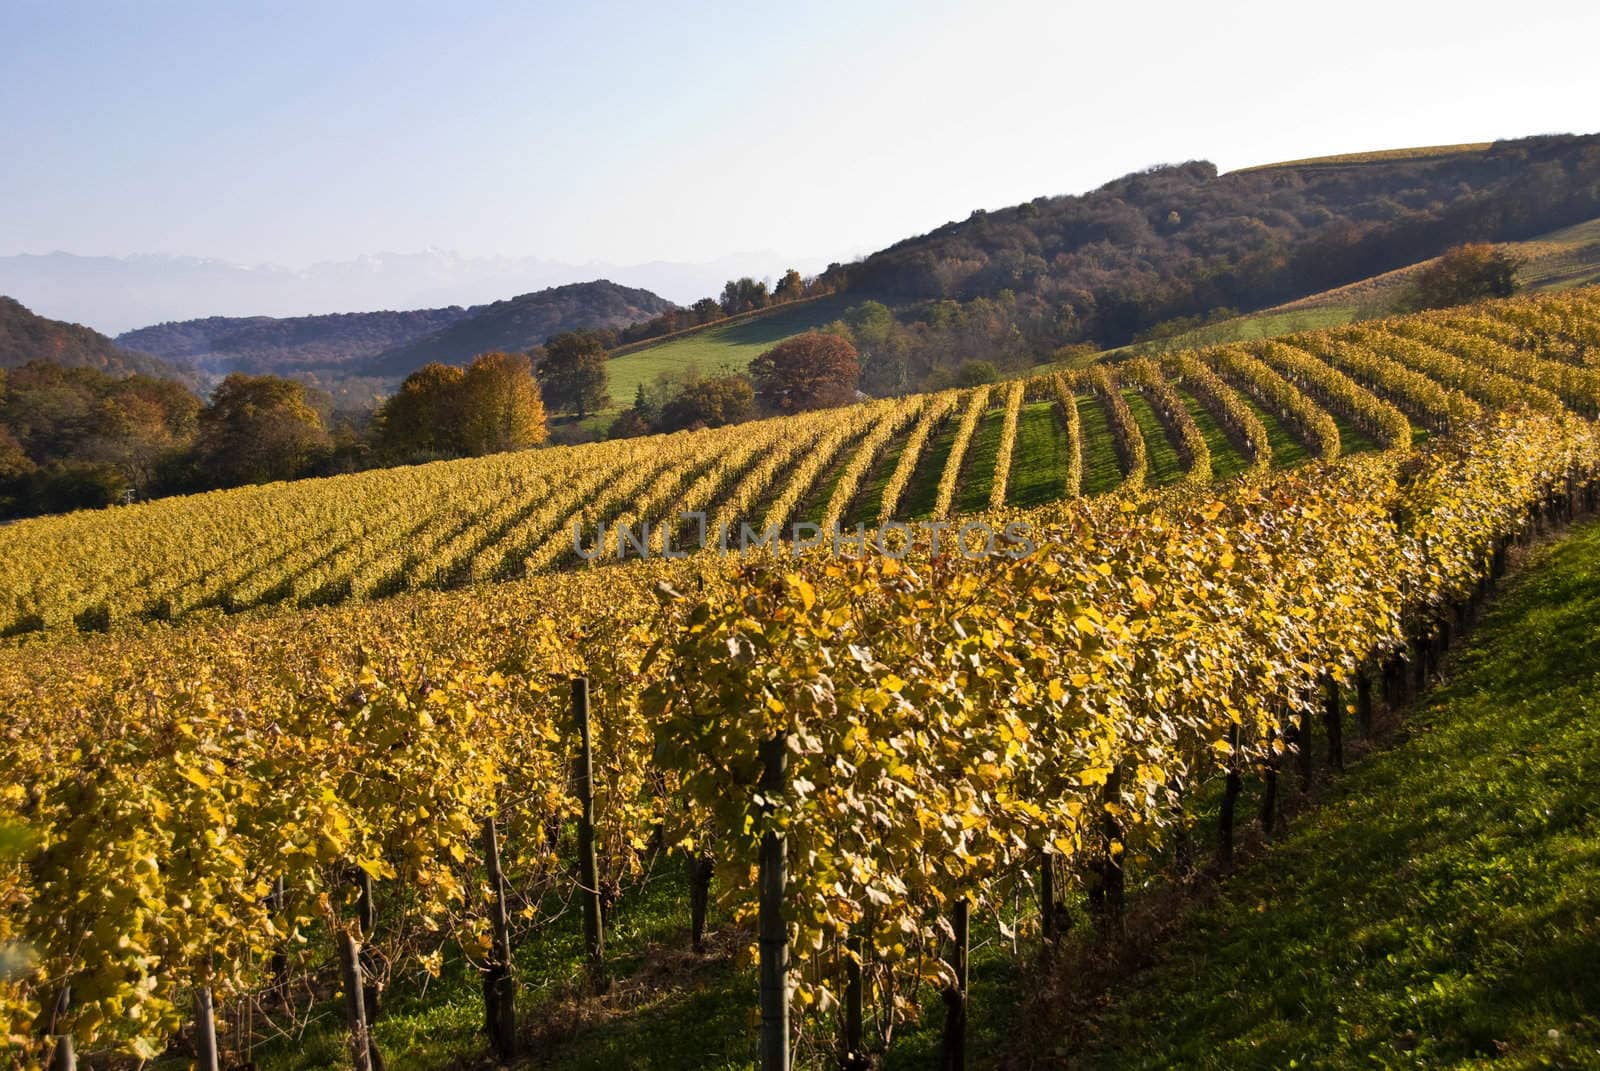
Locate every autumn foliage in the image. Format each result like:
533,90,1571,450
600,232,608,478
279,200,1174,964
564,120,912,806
748,331,861,412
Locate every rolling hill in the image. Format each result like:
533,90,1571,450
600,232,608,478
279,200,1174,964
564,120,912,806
596,134,1600,412
601,293,854,410
1124,214,1600,354
116,280,678,387
0,296,193,382
829,133,1600,345
358,280,676,379
117,305,478,377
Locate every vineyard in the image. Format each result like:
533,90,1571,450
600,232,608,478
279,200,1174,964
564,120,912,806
5,287,1600,641
3,287,1600,1068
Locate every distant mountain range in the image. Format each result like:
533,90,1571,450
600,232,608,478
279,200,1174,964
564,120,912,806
0,249,827,336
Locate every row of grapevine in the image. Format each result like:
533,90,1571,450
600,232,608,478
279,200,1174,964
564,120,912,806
1162,352,1273,472
645,420,790,555
932,386,991,517
1117,357,1212,485
820,396,928,533
1207,344,1341,461
876,391,960,524
757,401,894,536
1346,325,1566,414
4,406,1595,1066
988,380,1026,509
1087,365,1149,492
1387,319,1600,417
1049,373,1086,497
1252,340,1413,450
1292,335,1482,435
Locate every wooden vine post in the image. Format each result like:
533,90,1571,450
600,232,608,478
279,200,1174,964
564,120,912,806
1356,670,1374,737
758,732,790,1071
842,932,866,1070
687,850,714,953
1258,726,1280,834
46,986,73,1071
939,896,970,1071
1105,765,1125,917
1219,723,1243,868
572,677,606,979
1039,851,1058,946
193,974,220,1071
268,876,289,1004
47,1035,74,1071
338,932,375,1071
1296,698,1314,791
481,815,517,1061
1323,674,1344,773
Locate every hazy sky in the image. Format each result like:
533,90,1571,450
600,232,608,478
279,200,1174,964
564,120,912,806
3,0,1599,269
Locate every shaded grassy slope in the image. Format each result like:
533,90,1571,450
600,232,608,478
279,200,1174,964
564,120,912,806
1062,519,1600,1070
1077,394,1125,495
602,296,855,415
1007,400,1073,508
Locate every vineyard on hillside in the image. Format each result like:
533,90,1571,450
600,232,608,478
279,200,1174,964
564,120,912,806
4,287,1599,640
3,287,1600,1069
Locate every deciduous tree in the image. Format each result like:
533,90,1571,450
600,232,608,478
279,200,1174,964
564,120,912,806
194,373,332,486
458,351,549,454
656,373,756,431
748,332,860,412
537,331,612,417
374,362,467,457
1399,244,1524,311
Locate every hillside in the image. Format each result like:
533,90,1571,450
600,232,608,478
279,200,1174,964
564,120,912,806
602,293,854,411
359,280,676,378
0,296,191,382
1119,214,1600,355
1052,520,1600,1069
830,133,1600,347
2,285,1595,635
1228,141,1496,172
117,305,477,376
600,134,1600,406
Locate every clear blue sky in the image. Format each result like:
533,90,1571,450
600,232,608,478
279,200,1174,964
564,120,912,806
3,0,1598,268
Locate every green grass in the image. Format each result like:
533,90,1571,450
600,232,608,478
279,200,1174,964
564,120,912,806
1329,410,1381,455
602,296,855,416
251,861,756,1071
1077,394,1124,495
1177,388,1250,480
845,431,910,528
1137,306,1364,354
1242,397,1311,468
954,408,1008,515
1062,520,1600,1070
1122,389,1185,487
900,414,960,521
1007,400,1073,509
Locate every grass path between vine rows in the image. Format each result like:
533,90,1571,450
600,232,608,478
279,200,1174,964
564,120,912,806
1022,519,1600,1071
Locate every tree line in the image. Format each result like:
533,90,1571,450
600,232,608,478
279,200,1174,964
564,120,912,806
0,351,548,519
0,327,868,519
606,268,830,348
